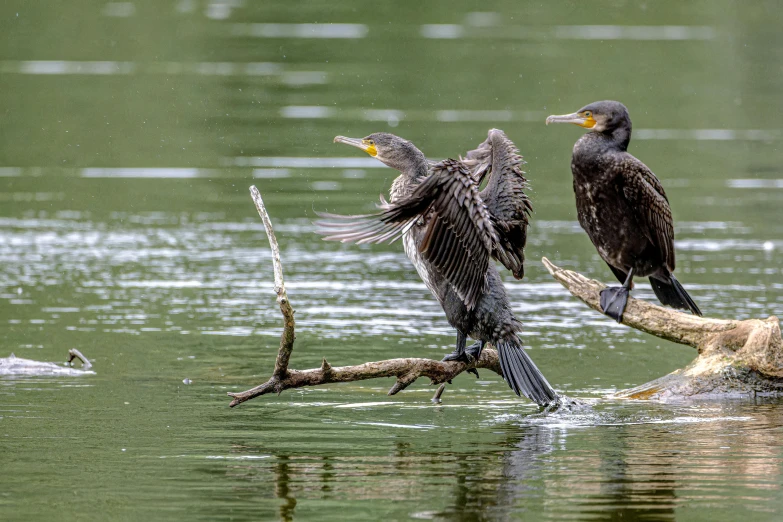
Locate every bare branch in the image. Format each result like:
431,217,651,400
229,186,501,408
541,256,742,348
542,256,783,399
228,351,501,407
249,185,295,378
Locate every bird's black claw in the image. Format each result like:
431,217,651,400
600,286,629,323
467,368,479,378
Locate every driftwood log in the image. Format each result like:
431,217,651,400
228,186,783,407
542,258,783,400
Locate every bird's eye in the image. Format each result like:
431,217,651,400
584,111,592,118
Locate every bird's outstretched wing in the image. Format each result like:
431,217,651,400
617,154,675,271
315,159,497,310
462,129,531,279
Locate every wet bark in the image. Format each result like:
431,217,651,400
542,257,783,400
227,186,500,408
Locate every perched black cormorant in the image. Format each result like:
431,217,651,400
546,100,702,322
315,130,558,405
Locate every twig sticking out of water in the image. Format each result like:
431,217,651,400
67,348,92,370
431,383,448,403
227,186,495,408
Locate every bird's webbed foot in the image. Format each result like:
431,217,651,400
465,341,485,360
441,332,480,377
441,349,475,364
442,342,482,378
599,286,630,323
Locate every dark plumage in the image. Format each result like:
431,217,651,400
462,129,532,279
546,100,702,322
315,131,557,405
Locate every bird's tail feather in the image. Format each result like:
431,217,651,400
496,337,558,405
649,275,702,316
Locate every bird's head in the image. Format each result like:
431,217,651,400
334,132,426,173
545,100,631,134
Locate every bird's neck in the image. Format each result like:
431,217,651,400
608,126,631,151
579,127,631,154
389,159,429,201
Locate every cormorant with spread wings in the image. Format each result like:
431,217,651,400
315,130,557,405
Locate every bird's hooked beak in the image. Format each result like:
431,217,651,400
545,112,596,129
334,135,377,157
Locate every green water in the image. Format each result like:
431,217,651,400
2,1,783,520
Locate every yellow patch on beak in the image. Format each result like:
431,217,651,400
362,140,378,157
579,115,597,129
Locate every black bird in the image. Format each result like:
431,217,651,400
315,130,558,405
546,100,702,322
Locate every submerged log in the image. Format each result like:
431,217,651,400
542,257,783,400
0,348,94,376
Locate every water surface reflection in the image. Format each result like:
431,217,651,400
2,0,783,520
210,402,782,520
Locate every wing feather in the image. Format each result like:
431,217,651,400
463,129,531,279
314,158,496,310
618,155,676,271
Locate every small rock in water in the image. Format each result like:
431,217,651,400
182,378,192,385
